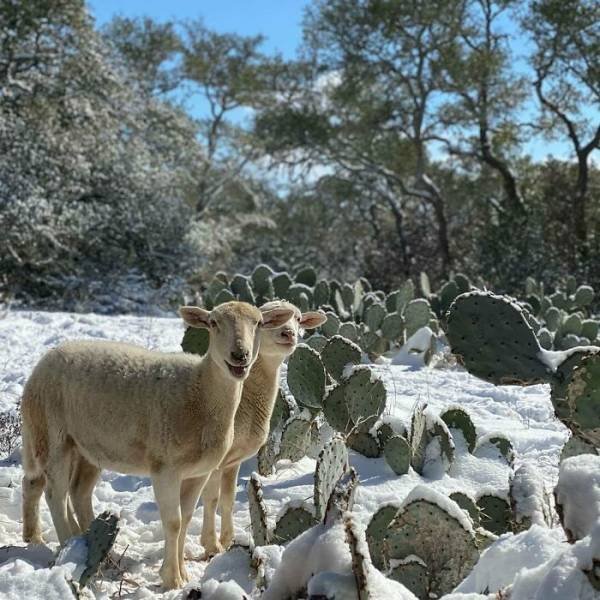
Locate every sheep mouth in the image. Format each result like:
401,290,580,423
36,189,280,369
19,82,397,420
276,341,296,348
226,362,249,378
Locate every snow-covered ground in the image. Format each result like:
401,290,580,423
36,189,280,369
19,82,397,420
0,309,585,598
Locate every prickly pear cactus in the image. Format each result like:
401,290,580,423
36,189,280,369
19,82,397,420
321,311,341,337
381,312,404,341
287,344,326,410
347,431,381,458
383,435,411,476
273,504,317,544
306,334,328,352
344,514,370,600
314,280,331,307
251,264,275,301
404,299,431,339
476,494,512,535
80,511,120,587
440,407,477,453
314,435,348,521
509,463,553,532
269,389,293,432
560,353,600,447
181,327,210,356
257,434,278,476
410,403,428,473
449,492,480,526
474,433,516,466
214,287,235,306
446,291,553,386
365,303,387,332
247,473,271,547
320,335,361,381
385,489,479,598
277,417,312,462
575,285,594,307
389,558,429,600
273,272,292,298
231,274,255,304
366,504,398,570
295,266,317,287
339,322,359,342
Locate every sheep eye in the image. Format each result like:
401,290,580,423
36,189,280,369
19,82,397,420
209,319,218,328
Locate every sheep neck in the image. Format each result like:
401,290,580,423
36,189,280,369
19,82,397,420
193,354,244,418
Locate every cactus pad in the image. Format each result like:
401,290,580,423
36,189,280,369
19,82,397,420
273,505,317,544
440,408,477,453
295,266,317,287
383,435,411,476
287,344,326,410
339,322,359,342
410,403,428,473
181,326,210,356
385,493,479,597
277,417,312,462
365,303,386,332
366,504,399,570
247,473,271,546
404,299,432,339
320,335,361,381
321,311,341,337
314,280,331,307
449,492,480,526
389,558,429,600
476,494,512,535
347,431,381,458
273,272,292,298
381,312,404,341
474,433,516,466
80,511,120,587
446,291,552,386
314,435,348,521
575,285,594,307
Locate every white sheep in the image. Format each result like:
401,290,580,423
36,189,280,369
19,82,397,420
20,301,295,589
198,301,327,557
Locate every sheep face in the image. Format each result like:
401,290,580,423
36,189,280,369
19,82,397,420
180,302,295,380
258,301,328,358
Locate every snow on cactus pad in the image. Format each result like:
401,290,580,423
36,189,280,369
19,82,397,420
0,309,572,597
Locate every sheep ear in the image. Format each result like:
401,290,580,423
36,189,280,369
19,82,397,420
179,306,211,329
261,308,296,330
300,311,327,329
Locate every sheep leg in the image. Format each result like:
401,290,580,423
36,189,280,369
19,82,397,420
178,475,208,581
152,470,184,590
69,452,100,532
200,470,224,558
22,473,46,544
218,462,241,550
44,445,75,544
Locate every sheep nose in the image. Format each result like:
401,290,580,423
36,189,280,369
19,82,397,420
281,328,295,342
230,349,249,364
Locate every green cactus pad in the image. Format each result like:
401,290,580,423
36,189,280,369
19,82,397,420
376,421,407,447
257,435,278,476
476,494,512,535
509,464,553,532
272,272,292,298
251,266,275,301
366,504,399,570
359,330,388,356
389,558,429,600
440,408,477,453
323,383,352,433
449,492,480,526
474,433,515,466
230,274,255,304
545,306,562,331
446,291,552,386
431,419,455,466
321,335,362,381
563,353,600,447
561,314,583,336
80,511,120,587
295,266,317,287
454,273,471,294
581,320,599,343
269,390,294,432
321,311,341,337
365,303,387,332
560,435,599,462
345,368,386,432
381,312,404,341
287,344,326,409
440,280,460,314
181,326,210,356
404,299,432,339
384,435,411,475
575,285,594,307
277,417,312,462
247,473,271,546
537,327,553,350
314,280,331,307
325,468,359,523
385,494,479,597
214,288,235,306
285,284,312,311
410,404,428,473
314,435,348,521
306,334,328,352
341,283,355,312
339,322,359,342
347,431,381,458
273,505,317,544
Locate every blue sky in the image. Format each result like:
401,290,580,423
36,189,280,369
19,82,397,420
90,0,309,59
88,1,579,161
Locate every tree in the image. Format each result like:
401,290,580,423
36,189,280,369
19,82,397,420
524,0,600,260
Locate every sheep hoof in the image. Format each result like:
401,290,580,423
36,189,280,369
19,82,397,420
201,542,224,561
179,564,190,583
160,565,184,590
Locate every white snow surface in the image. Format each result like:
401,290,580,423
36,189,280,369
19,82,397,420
555,454,600,541
0,309,583,598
